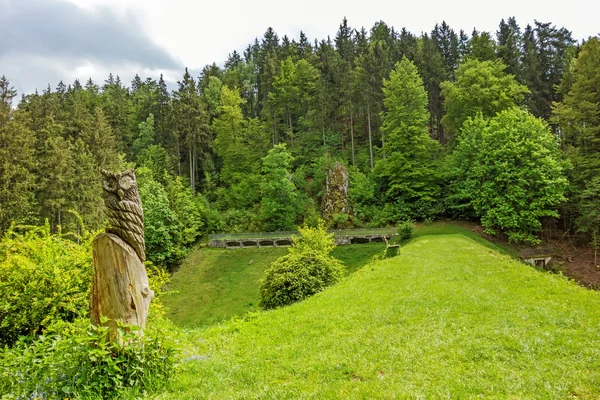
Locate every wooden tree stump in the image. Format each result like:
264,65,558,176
90,233,154,338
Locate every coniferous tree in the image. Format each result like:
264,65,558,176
417,33,447,143
496,17,523,80
172,68,210,191
553,37,600,233
0,77,36,231
469,30,497,61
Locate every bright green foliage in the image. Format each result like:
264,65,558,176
203,76,223,119
137,144,175,184
137,168,184,266
0,223,93,346
453,109,568,243
0,318,176,399
260,221,343,309
446,116,488,218
260,251,344,309
396,219,415,241
290,220,335,255
376,58,441,217
132,113,155,158
259,144,298,231
348,167,377,223
213,86,254,186
441,59,529,139
164,175,207,246
163,242,383,327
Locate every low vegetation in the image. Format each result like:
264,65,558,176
260,222,344,309
158,232,600,399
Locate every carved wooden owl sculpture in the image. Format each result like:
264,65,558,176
100,169,145,261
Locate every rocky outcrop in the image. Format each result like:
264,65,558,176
322,162,350,223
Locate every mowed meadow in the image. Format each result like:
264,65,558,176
158,227,600,399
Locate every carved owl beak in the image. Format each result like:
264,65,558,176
118,188,124,200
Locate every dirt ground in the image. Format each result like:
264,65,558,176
455,221,600,290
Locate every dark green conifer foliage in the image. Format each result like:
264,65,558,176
553,37,600,233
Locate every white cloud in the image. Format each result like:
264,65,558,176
4,0,598,95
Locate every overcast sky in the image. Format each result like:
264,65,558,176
1,0,598,95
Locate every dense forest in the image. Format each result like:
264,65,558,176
1,17,599,267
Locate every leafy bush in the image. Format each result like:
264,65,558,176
260,251,344,309
328,213,354,229
0,223,93,347
396,219,415,241
0,319,176,399
260,221,343,309
290,220,335,255
137,167,185,267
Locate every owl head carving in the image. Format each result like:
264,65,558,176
100,168,146,261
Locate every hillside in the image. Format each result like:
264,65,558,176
158,233,600,399
163,243,385,327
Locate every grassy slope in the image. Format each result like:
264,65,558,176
160,233,600,399
163,243,385,327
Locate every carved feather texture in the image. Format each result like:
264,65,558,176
101,169,146,261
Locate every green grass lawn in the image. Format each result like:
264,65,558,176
163,243,385,327
158,231,600,399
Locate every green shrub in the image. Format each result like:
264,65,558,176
290,220,335,255
328,213,354,229
260,220,343,309
0,223,93,347
0,319,176,399
396,219,415,241
260,251,344,309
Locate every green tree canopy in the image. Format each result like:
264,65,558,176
441,59,529,140
259,144,298,231
376,57,440,217
452,108,568,243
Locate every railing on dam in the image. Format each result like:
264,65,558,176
208,228,398,249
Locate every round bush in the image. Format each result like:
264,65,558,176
260,251,344,309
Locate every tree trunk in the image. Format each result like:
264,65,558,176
90,233,154,341
367,103,374,170
188,145,193,191
350,113,355,166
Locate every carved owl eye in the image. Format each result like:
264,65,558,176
103,178,118,193
119,175,135,190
